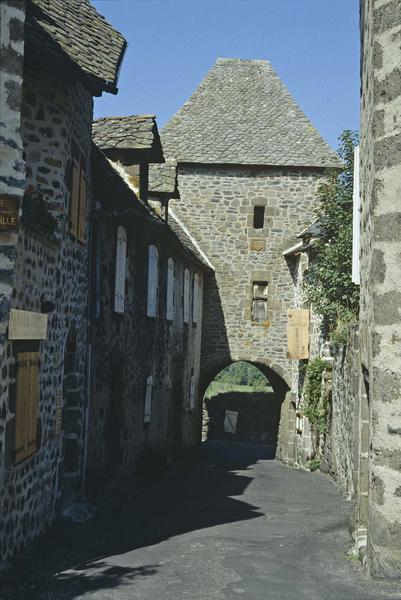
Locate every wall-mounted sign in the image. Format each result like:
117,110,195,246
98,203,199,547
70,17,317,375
0,197,19,231
287,308,309,360
8,309,48,340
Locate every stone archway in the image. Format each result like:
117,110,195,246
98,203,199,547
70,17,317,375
202,360,289,452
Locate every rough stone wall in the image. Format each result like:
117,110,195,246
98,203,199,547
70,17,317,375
203,391,281,445
87,212,204,488
322,328,360,496
170,165,325,391
359,0,401,579
276,248,324,467
0,1,25,461
0,62,93,558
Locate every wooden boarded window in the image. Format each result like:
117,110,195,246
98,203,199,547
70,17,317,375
183,268,190,324
14,352,39,464
147,245,158,317
166,257,175,321
114,225,127,314
252,281,268,322
144,375,153,423
69,141,87,243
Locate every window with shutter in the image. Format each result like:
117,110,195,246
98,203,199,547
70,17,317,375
144,375,153,423
192,273,199,324
166,257,175,321
147,245,158,317
251,281,268,322
14,352,39,464
114,225,127,313
183,268,190,324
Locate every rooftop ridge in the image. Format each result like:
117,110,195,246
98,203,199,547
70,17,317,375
161,58,340,168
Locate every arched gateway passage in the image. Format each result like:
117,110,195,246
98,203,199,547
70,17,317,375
202,361,289,455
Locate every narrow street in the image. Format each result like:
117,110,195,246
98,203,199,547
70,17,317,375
2,442,400,600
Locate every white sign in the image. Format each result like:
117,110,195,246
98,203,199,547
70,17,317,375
224,410,238,434
8,309,48,340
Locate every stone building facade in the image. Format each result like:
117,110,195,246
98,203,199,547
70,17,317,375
358,0,401,578
0,0,126,559
277,1,401,579
161,59,340,436
86,141,209,486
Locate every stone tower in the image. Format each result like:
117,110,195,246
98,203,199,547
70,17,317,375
162,58,340,395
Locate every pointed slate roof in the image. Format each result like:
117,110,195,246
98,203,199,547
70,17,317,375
161,58,340,168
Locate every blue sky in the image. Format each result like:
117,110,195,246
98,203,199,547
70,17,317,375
93,0,359,151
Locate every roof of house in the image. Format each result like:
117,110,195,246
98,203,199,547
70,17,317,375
92,145,211,270
168,211,213,270
26,0,126,94
92,115,164,163
148,159,179,197
297,218,324,239
161,58,340,168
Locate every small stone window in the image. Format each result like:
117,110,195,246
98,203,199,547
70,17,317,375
252,281,268,322
253,206,265,229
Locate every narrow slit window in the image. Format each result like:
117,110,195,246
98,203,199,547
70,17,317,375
253,206,265,229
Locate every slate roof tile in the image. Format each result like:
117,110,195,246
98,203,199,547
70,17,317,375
162,58,341,168
27,0,126,94
93,115,161,153
148,159,179,196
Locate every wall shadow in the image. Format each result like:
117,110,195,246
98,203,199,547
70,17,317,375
1,441,269,599
204,391,282,450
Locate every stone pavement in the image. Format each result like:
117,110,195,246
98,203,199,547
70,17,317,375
1,441,400,600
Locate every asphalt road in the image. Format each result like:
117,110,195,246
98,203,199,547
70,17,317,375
2,441,401,600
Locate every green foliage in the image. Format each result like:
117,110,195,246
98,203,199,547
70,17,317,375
308,458,321,472
214,361,268,389
304,131,359,338
303,358,331,435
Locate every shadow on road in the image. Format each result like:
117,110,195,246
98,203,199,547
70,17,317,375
0,441,272,599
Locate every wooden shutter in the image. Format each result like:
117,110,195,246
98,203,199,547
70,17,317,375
147,245,158,317
192,273,199,323
70,158,80,238
14,352,39,464
183,268,190,324
114,225,127,313
144,375,153,423
166,257,175,321
78,170,87,243
252,299,267,321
